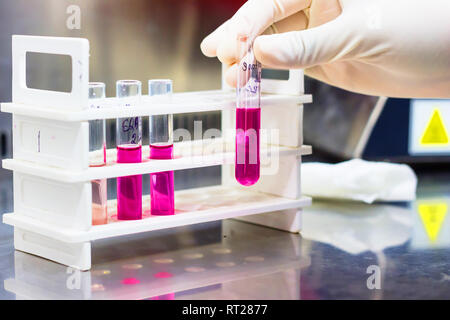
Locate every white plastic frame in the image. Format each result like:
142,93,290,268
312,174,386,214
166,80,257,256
261,69,304,95
12,35,89,110
1,91,312,122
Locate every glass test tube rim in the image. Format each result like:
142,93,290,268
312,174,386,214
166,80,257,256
117,79,142,85
148,78,173,83
89,82,106,101
117,79,142,102
89,81,106,88
148,79,173,97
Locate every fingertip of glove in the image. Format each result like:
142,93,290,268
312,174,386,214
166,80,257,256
225,64,238,88
200,37,216,57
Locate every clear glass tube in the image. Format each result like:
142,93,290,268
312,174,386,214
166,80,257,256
235,35,261,186
89,82,107,225
149,79,174,216
116,80,142,220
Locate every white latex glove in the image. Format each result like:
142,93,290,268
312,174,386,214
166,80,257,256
201,0,450,98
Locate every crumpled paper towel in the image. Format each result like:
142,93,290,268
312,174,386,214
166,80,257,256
301,159,417,203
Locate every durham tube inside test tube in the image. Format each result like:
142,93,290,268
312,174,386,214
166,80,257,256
149,79,174,216
235,35,261,186
116,80,143,220
89,82,107,225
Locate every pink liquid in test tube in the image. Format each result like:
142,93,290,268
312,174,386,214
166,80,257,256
235,35,261,186
148,79,175,216
235,108,260,186
150,144,174,215
117,144,142,220
91,146,108,225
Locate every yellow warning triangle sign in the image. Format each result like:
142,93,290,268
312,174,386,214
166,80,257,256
418,202,447,242
420,109,449,145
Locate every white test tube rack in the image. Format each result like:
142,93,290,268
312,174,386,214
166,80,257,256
1,35,312,270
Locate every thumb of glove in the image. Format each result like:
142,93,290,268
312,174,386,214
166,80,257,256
254,18,354,69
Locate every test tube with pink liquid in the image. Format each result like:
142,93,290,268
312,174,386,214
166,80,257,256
148,79,174,215
116,80,143,220
235,35,261,186
89,82,107,225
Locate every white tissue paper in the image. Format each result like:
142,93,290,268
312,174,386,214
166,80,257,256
301,159,417,203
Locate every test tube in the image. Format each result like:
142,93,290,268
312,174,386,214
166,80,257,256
235,35,261,186
116,80,143,220
89,82,107,225
148,79,174,215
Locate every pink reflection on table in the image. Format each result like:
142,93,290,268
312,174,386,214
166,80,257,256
122,277,140,285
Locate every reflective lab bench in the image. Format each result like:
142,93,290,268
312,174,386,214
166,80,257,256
0,170,449,300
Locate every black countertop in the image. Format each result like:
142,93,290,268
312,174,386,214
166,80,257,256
0,169,449,299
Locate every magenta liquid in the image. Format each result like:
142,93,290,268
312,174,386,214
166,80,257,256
150,144,174,215
235,108,260,186
117,144,142,220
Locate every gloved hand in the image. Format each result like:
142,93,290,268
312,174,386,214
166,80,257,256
201,0,450,98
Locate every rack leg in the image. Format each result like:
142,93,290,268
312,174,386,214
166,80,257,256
14,228,91,271
234,208,302,233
